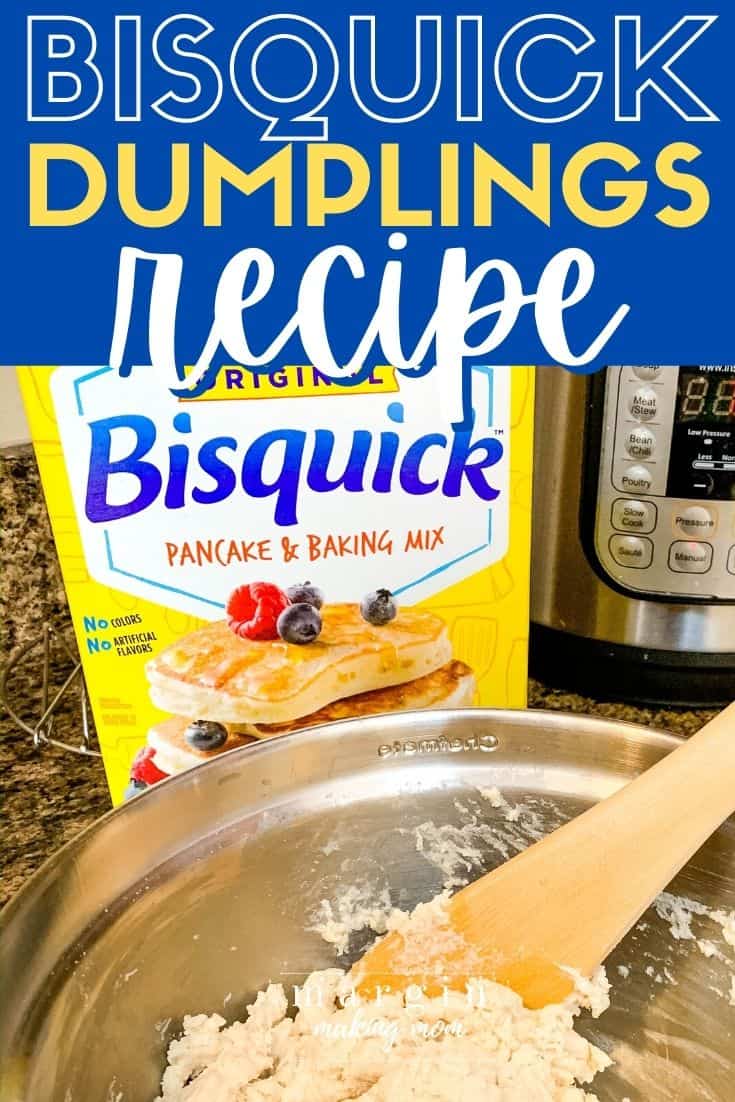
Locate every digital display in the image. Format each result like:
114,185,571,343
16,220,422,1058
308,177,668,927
676,368,735,424
668,366,735,502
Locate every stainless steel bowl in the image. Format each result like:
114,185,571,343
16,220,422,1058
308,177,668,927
2,709,735,1102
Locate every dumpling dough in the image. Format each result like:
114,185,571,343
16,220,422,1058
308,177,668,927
156,898,612,1102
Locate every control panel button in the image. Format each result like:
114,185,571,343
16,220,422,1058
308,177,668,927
632,366,663,381
624,426,656,460
611,499,657,535
728,547,735,575
668,541,713,574
628,387,658,421
620,465,654,494
686,471,716,497
610,535,654,569
673,506,717,539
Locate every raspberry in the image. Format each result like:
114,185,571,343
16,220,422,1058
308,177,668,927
130,746,168,785
226,582,290,641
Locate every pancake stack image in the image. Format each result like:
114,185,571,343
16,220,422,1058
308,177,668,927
126,582,476,796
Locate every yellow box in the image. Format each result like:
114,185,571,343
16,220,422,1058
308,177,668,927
18,364,534,805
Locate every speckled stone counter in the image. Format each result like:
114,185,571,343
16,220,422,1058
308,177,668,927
1,447,112,905
0,447,719,908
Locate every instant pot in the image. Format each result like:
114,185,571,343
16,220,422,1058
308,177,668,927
531,366,735,707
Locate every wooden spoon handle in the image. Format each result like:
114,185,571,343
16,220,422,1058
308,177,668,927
454,701,735,976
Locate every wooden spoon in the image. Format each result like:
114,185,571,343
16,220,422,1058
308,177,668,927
352,703,735,1009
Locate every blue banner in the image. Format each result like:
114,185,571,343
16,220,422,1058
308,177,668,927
1,2,732,379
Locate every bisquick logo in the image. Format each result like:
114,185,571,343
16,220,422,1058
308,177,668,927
377,734,498,758
83,403,504,527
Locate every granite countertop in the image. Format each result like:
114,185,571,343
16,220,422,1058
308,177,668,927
0,447,719,909
1,448,115,905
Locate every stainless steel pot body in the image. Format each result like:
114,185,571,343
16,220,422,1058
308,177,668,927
2,710,735,1102
532,370,734,653
531,370,735,705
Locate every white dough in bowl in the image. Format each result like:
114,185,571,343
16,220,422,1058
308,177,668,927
155,898,612,1101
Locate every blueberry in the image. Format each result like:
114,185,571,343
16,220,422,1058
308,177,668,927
123,779,147,801
286,581,324,610
185,720,228,751
277,602,322,645
360,589,397,626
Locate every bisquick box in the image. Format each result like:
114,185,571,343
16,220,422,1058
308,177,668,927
18,364,534,804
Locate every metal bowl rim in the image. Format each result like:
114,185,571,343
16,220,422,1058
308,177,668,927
0,706,682,931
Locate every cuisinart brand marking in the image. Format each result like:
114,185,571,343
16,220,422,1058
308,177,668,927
378,734,499,758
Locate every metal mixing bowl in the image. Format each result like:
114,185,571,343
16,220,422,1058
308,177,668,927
2,710,734,1101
